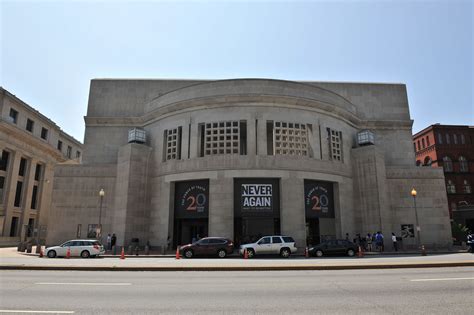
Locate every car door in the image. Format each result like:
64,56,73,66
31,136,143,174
323,240,336,255
335,240,347,255
255,237,272,254
271,236,283,254
195,239,209,255
59,241,73,256
70,241,82,256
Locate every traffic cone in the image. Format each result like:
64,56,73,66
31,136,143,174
39,247,43,258
120,246,125,260
175,246,180,260
305,247,309,258
66,247,71,259
357,246,364,258
243,248,248,259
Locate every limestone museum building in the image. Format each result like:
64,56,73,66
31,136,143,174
47,78,452,250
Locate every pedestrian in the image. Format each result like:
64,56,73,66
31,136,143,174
111,233,117,248
366,233,372,252
376,231,384,252
167,235,171,251
106,234,112,250
467,233,474,253
391,232,398,252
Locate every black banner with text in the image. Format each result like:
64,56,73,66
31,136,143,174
304,180,335,218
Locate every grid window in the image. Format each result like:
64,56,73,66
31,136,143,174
9,108,18,124
164,127,182,161
26,119,34,132
41,127,48,140
273,122,308,156
203,121,241,156
327,128,343,162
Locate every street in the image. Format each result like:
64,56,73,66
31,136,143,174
0,267,473,314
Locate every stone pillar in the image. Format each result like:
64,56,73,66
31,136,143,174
280,176,306,252
189,121,199,159
208,175,233,240
180,118,191,160
257,119,267,155
246,117,257,156
149,177,172,249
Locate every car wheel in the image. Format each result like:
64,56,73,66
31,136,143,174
347,249,355,257
81,250,90,258
47,250,56,258
247,248,255,258
217,249,227,258
280,248,291,258
184,249,193,258
315,250,323,257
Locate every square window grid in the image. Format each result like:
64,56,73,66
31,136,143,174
165,128,179,160
273,122,308,156
204,121,240,155
330,129,342,161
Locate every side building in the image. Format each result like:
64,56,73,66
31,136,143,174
413,124,474,232
47,78,452,251
0,87,83,246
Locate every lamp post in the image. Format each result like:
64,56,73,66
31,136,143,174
98,188,105,239
411,188,426,255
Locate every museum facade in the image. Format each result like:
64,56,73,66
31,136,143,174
47,79,452,250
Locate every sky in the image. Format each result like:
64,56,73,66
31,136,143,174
1,0,472,142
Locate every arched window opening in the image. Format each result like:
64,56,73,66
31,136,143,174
459,156,468,172
423,156,432,166
463,180,472,194
443,156,453,172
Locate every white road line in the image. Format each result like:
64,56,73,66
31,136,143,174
410,277,474,282
35,282,131,286
0,311,74,314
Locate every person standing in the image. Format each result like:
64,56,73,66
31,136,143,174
467,233,474,253
366,233,373,252
106,234,112,250
111,233,117,248
376,231,384,252
391,232,398,252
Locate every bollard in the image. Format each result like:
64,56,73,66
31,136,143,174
128,245,133,255
145,245,150,255
26,244,32,253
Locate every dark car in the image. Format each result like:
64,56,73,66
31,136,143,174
180,237,234,258
309,240,358,257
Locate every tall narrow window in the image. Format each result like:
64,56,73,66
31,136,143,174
27,218,34,237
327,128,343,161
0,150,10,171
463,180,472,194
18,158,27,177
461,134,466,144
0,176,5,204
426,136,430,146
26,119,34,132
34,164,42,181
417,140,421,151
76,151,81,159
443,156,453,172
9,108,18,124
57,140,63,151
10,217,19,237
446,180,456,194
445,134,450,144
163,127,182,161
14,181,23,207
421,138,425,148
31,185,38,209
437,132,443,144
459,156,468,172
453,134,458,144
66,146,72,159
41,127,48,140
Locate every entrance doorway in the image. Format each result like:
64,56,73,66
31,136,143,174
306,218,320,246
174,219,208,247
234,217,280,246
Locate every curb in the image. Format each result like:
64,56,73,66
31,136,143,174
1,261,473,271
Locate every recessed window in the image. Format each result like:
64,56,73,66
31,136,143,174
57,140,63,151
327,128,343,161
18,158,27,177
31,185,38,209
463,180,472,194
14,181,23,207
461,134,466,144
423,156,432,166
0,176,5,204
34,164,42,181
9,108,18,124
459,156,468,172
163,127,182,161
0,150,10,171
445,134,450,144
426,136,430,146
26,119,34,132
76,151,81,159
442,156,453,172
200,121,244,156
421,138,425,148
437,132,443,144
66,146,72,159
446,180,456,194
453,134,458,144
41,127,48,140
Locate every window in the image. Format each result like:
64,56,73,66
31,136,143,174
14,181,23,207
437,132,443,144
282,236,295,243
26,119,34,132
27,218,34,237
57,140,63,151
272,237,282,244
461,134,466,144
459,156,468,172
10,217,19,237
443,156,453,172
18,158,27,177
453,134,458,144
66,146,72,159
447,180,456,194
0,176,5,204
417,140,420,151
426,136,430,146
76,151,81,159
0,150,10,171
87,224,99,238
31,185,38,209
201,121,244,156
163,127,182,161
327,128,343,161
445,134,450,144
9,108,18,124
258,237,271,244
41,127,48,140
421,138,425,148
272,122,309,156
463,180,472,194
34,164,42,181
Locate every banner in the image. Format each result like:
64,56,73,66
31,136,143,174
304,180,335,218
234,178,280,217
175,180,209,219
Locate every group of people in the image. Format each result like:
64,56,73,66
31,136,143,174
346,231,399,252
106,233,117,250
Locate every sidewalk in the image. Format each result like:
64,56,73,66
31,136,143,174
1,247,473,271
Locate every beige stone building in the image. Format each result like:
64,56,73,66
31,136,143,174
0,87,82,246
48,79,451,251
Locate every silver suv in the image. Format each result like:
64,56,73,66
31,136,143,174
239,236,297,258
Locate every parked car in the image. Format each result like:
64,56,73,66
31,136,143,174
309,239,357,257
180,237,234,258
239,236,297,258
45,239,105,258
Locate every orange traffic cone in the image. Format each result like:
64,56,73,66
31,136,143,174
175,246,180,260
243,248,248,259
120,246,125,260
66,247,71,259
357,246,364,258
39,247,43,258
305,247,309,258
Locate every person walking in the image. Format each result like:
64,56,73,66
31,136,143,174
106,234,112,250
391,232,398,252
376,232,384,252
467,233,474,253
366,233,373,252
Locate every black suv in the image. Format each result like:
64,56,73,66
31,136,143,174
309,240,358,257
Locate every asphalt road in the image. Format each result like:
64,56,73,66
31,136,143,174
0,267,473,314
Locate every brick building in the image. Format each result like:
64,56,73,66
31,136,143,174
413,124,474,231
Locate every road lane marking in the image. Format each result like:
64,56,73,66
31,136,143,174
0,311,74,314
35,282,131,286
410,277,474,282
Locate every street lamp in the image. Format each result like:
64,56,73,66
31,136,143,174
411,188,426,255
98,188,105,239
